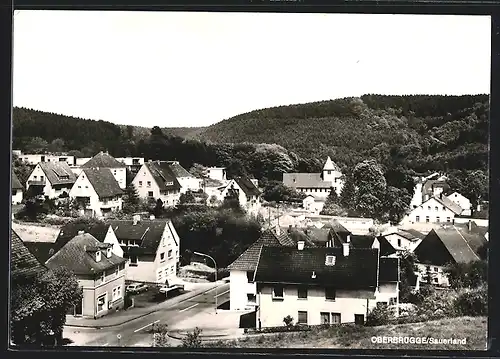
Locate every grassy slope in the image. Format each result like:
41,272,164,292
214,316,487,350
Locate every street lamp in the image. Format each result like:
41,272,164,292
193,251,218,314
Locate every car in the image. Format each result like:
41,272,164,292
126,283,149,294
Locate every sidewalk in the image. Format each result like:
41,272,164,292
65,281,225,329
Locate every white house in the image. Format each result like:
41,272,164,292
227,228,295,311
26,161,77,199
253,243,399,327
283,157,344,199
380,229,424,253
12,171,23,205
18,153,76,166
108,216,181,284
69,168,124,218
76,157,92,166
446,191,472,216
402,194,463,226
166,161,203,194
206,167,227,182
82,151,127,189
115,157,145,171
220,177,262,216
302,195,325,214
132,161,182,207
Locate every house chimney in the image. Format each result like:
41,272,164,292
288,225,292,233
78,230,85,235
346,234,351,243
150,215,155,220
297,241,305,250
342,242,350,257
133,214,140,225
106,247,112,258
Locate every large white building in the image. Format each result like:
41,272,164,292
283,157,344,199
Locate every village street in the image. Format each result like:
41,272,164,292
64,282,234,347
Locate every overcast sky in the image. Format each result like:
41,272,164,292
13,11,491,128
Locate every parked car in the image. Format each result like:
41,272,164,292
126,283,148,294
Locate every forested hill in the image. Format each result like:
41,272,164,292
194,94,490,172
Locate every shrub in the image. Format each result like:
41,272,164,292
283,315,294,327
206,268,230,282
366,304,392,326
446,260,487,289
181,327,203,348
408,284,435,305
454,285,488,316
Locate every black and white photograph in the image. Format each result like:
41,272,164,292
10,11,490,350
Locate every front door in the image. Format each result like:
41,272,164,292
354,314,364,325
74,299,83,316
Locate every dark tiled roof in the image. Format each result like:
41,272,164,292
283,173,332,189
254,246,380,289
234,177,261,197
287,228,316,248
304,227,331,244
24,241,58,264
454,221,488,237
39,161,76,186
422,180,450,196
11,230,46,281
167,161,193,178
379,257,399,283
145,161,182,191
435,196,463,215
53,220,111,254
46,233,126,275
82,151,127,168
12,171,23,189
377,236,398,257
83,168,123,198
350,235,376,249
108,219,172,255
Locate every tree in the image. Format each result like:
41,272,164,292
24,137,49,153
320,187,347,216
11,267,82,345
47,138,65,153
122,184,141,214
339,172,356,211
153,198,164,217
181,327,203,348
189,163,208,179
399,251,418,303
179,191,196,205
383,186,412,224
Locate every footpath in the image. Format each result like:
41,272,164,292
65,281,225,329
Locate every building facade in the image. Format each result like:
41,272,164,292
82,152,127,189
26,162,77,199
12,171,23,205
132,161,182,207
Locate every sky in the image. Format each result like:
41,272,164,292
13,11,491,128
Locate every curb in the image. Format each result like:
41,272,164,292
167,331,236,342
64,284,224,329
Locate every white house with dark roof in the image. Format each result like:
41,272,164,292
302,195,325,214
69,168,124,218
115,157,145,172
206,167,227,182
380,229,423,253
108,216,181,284
283,157,344,199
253,243,399,328
45,232,127,318
132,161,182,207
220,177,262,216
12,171,23,205
26,161,77,199
446,191,472,216
413,224,486,286
165,161,202,194
82,151,128,189
402,194,463,226
18,152,76,166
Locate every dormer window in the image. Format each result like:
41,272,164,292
325,255,336,266
96,251,101,262
165,181,173,186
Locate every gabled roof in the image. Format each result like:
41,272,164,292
287,228,316,247
108,219,173,255
167,161,194,178
82,168,123,198
254,246,381,289
283,173,332,189
400,228,425,239
349,235,377,249
227,229,295,271
24,241,58,264
144,161,182,191
323,156,340,171
39,161,77,186
304,227,331,244
45,233,126,275
414,227,484,265
383,229,420,241
422,180,450,196
53,220,111,255
420,195,462,215
12,171,23,190
11,230,46,281
233,177,261,197
82,151,127,168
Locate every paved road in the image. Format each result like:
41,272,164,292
82,283,230,347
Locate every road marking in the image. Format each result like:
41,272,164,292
179,303,199,312
214,289,230,298
134,319,160,333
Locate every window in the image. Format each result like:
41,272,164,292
320,312,330,324
447,217,451,223
415,216,420,222
426,265,431,271
435,206,438,211
434,267,439,272
433,278,438,283
389,297,397,306
96,294,107,312
171,265,175,273
354,314,364,325
272,286,284,300
147,181,151,187
327,170,331,175
139,181,143,187
115,267,119,276
148,191,153,197
99,271,105,283
397,238,402,247
297,311,308,325
427,206,431,210
78,186,81,188
331,313,341,324
325,255,336,266
246,271,254,282
113,170,117,175
247,294,256,303
442,206,446,211
40,175,44,181
158,270,163,282
130,255,138,266
112,286,122,301
297,286,308,299
168,249,173,258
160,252,165,262
425,216,430,223
436,217,440,223
325,287,336,301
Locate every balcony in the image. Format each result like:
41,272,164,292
27,180,46,186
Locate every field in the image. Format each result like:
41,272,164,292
208,316,487,350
